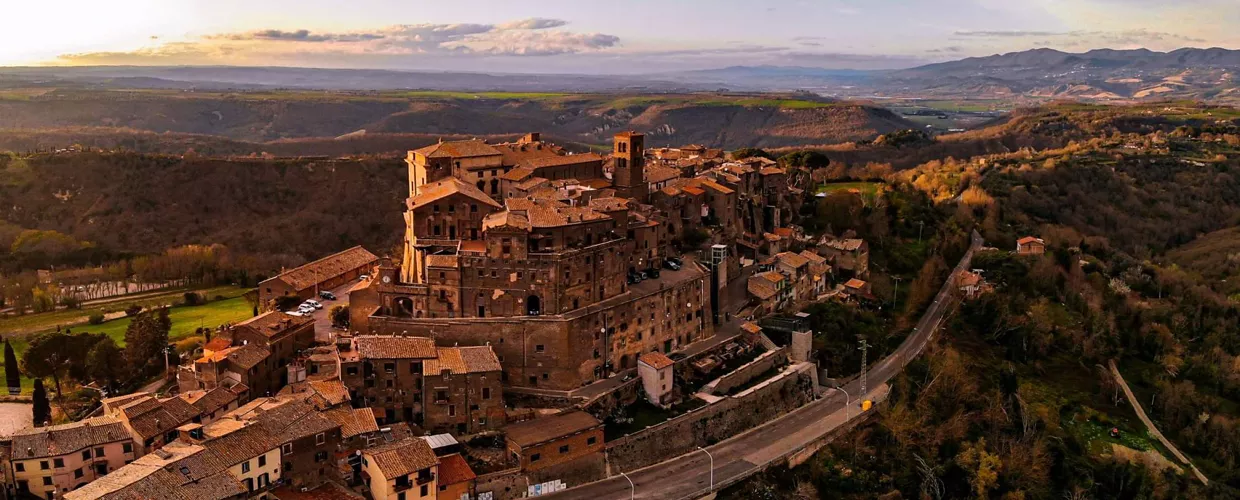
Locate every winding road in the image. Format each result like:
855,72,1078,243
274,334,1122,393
543,231,983,499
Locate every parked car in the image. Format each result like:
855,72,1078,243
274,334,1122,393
663,257,683,270
627,271,643,284
645,267,661,279
287,311,305,317
358,274,369,281
319,291,336,301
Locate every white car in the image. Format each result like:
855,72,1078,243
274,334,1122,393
304,300,323,310
287,310,305,317
298,304,315,314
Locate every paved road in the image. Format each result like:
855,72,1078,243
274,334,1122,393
544,232,983,500
309,281,357,344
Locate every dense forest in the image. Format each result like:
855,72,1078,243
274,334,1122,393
725,103,1240,498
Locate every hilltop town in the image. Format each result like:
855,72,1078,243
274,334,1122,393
0,129,920,500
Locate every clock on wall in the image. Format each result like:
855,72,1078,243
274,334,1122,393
382,276,391,283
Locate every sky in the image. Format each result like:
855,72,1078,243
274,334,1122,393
0,0,1236,73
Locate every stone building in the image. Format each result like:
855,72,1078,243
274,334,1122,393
348,132,716,391
820,238,870,278
4,417,136,499
1017,236,1046,255
421,346,504,435
637,352,675,405
338,336,504,433
259,246,377,309
179,312,314,402
361,438,439,500
504,411,604,473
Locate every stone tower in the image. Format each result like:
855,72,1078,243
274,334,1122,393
612,131,647,202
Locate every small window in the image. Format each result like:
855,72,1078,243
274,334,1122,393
316,433,326,446
448,204,455,213
14,463,23,472
471,204,478,213
559,445,570,454
482,387,491,400
531,453,541,462
81,450,90,460
587,436,598,445
421,485,429,497
258,455,266,467
282,443,293,455
241,461,251,473
448,405,456,417
535,344,545,353
94,447,104,457
42,477,52,486
54,458,64,468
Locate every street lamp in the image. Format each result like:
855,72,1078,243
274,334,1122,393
621,472,635,500
837,385,852,420
698,446,714,492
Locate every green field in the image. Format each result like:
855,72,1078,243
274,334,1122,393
0,285,249,336
0,286,254,395
816,181,883,196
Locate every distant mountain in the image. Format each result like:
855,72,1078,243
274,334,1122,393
884,48,1240,102
3,47,1238,101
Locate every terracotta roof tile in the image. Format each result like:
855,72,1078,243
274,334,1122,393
500,166,535,182
9,417,131,460
355,336,438,360
365,438,438,479
323,407,379,439
265,246,377,292
409,177,502,210
505,411,601,448
775,251,810,269
413,140,502,159
436,453,477,485
644,165,682,185
424,346,502,375
233,311,313,339
522,153,605,169
638,352,674,370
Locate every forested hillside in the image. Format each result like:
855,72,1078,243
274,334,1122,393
724,104,1240,498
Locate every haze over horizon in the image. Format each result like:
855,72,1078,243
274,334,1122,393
1,0,1237,74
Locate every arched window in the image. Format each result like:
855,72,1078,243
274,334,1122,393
394,298,414,318
526,295,541,316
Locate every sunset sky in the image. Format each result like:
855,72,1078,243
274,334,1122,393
1,0,1235,73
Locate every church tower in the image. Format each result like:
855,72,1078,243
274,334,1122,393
612,131,647,202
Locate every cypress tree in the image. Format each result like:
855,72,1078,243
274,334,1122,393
4,338,19,396
32,379,50,426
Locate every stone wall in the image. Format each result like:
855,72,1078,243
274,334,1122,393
604,366,815,473
703,346,788,396
475,468,528,500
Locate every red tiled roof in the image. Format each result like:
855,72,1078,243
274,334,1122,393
523,153,605,169
266,246,377,292
355,336,438,360
365,438,438,479
424,346,502,376
436,453,477,486
413,140,502,159
408,177,502,210
505,411,601,448
638,352,674,370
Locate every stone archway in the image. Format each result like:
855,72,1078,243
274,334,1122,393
526,295,541,316
394,297,414,318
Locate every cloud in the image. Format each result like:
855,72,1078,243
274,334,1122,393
497,18,569,31
926,46,964,54
57,18,619,65
211,29,387,42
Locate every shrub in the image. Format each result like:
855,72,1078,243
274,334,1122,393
124,304,143,317
182,292,204,306
88,313,106,325
213,295,226,301
330,305,350,328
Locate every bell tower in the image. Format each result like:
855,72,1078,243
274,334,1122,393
612,131,647,202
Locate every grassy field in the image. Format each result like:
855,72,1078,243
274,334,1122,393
0,285,248,336
0,286,254,395
816,181,883,196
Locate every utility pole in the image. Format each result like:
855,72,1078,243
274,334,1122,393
858,337,870,396
918,221,925,243
892,276,902,305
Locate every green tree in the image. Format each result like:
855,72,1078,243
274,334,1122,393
86,338,126,393
732,148,773,160
21,331,72,396
779,150,831,170
330,305,350,328
124,310,170,373
4,338,19,395
31,378,50,426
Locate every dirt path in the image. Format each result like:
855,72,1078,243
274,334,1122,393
1108,359,1209,485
